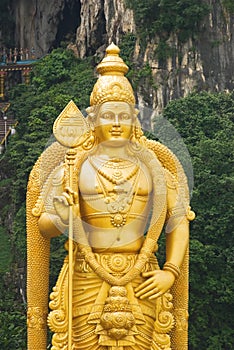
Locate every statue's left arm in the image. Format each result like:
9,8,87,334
135,170,191,300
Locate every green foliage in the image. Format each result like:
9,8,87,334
125,0,160,40
118,33,137,67
0,270,26,349
125,0,209,42
155,41,176,62
129,62,153,90
0,48,96,348
161,91,234,349
119,33,155,97
8,48,95,208
222,0,234,12
0,226,12,272
125,0,209,66
32,49,75,90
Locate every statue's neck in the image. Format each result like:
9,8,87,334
95,143,130,159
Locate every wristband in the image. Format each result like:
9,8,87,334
163,262,180,278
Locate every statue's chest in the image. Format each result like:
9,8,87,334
78,157,153,228
78,158,152,197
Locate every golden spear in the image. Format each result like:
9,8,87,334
53,100,89,349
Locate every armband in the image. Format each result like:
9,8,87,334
186,206,196,221
163,262,181,278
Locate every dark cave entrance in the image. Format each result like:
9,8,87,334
52,0,81,49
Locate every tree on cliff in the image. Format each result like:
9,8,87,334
162,92,234,349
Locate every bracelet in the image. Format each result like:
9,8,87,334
186,206,196,221
163,262,180,278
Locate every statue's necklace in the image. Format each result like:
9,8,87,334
88,156,140,227
88,156,139,185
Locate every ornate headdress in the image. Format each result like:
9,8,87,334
90,43,135,106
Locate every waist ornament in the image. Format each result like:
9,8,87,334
74,251,159,275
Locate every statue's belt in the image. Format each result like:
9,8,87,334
74,251,160,275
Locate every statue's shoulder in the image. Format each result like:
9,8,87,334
27,142,67,217
27,142,88,217
142,137,189,193
27,141,67,196
143,138,178,176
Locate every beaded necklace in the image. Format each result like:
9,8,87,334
88,156,139,185
88,156,140,227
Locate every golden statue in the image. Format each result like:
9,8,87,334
26,43,195,350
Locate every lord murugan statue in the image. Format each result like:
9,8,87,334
26,43,195,350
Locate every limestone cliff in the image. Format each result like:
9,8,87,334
12,0,81,57
75,0,135,57
8,0,234,112
73,0,234,113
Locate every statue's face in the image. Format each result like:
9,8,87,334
95,101,134,146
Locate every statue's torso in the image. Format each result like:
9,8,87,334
78,155,153,253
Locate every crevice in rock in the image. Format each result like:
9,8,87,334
87,0,107,57
52,0,81,50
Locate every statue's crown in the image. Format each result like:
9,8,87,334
90,43,135,106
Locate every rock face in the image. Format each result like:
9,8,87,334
76,0,135,57
9,0,234,112
13,0,81,58
74,0,234,113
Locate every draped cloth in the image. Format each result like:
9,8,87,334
49,250,175,350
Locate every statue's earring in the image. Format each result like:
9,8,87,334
134,124,143,142
130,109,143,143
82,110,97,150
128,126,143,152
82,129,96,150
129,119,144,153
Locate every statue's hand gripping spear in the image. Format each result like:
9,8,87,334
53,100,91,350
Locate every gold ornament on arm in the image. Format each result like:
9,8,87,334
163,262,181,279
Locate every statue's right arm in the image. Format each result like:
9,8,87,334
38,212,68,239
38,187,79,239
36,165,70,239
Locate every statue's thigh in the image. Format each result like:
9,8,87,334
72,314,102,350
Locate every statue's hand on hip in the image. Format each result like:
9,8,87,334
135,270,175,300
53,187,79,224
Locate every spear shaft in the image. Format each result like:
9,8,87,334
67,149,76,350
52,100,87,349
